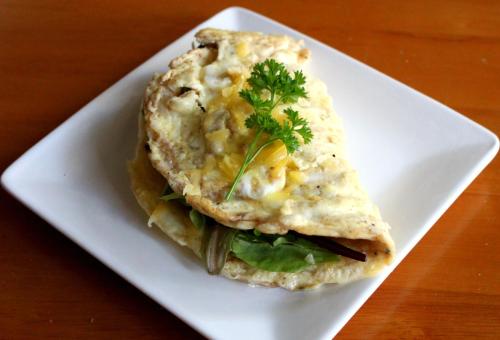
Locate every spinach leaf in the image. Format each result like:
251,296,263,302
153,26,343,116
189,209,206,230
231,231,339,273
160,184,188,206
160,184,342,274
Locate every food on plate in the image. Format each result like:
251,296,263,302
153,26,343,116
128,28,395,290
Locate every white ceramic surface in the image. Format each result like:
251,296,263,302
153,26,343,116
2,7,498,340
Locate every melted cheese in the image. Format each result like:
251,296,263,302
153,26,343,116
218,153,244,180
236,42,249,58
205,129,230,154
240,165,287,200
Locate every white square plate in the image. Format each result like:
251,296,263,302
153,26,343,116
2,7,498,340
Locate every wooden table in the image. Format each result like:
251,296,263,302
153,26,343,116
1,1,499,338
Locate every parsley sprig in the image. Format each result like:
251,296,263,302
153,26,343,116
224,59,312,201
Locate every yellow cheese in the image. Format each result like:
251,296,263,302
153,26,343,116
184,169,202,195
229,103,251,131
269,159,287,179
219,153,244,180
205,128,230,154
203,154,217,172
262,190,291,209
205,129,230,142
236,42,249,58
208,78,251,133
271,108,287,124
221,86,233,98
287,170,306,185
255,142,288,166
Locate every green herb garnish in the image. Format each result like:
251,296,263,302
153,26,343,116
224,59,313,201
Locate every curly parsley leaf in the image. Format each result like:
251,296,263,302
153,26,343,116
224,59,312,200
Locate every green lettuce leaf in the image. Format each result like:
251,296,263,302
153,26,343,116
189,209,206,230
160,184,188,206
230,231,339,273
160,183,340,274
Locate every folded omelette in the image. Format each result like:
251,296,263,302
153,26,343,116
129,28,395,290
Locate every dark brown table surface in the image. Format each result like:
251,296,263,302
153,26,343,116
1,1,499,338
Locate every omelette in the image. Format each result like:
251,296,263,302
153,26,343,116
129,28,395,290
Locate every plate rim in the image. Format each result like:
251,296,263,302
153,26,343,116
2,6,499,340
